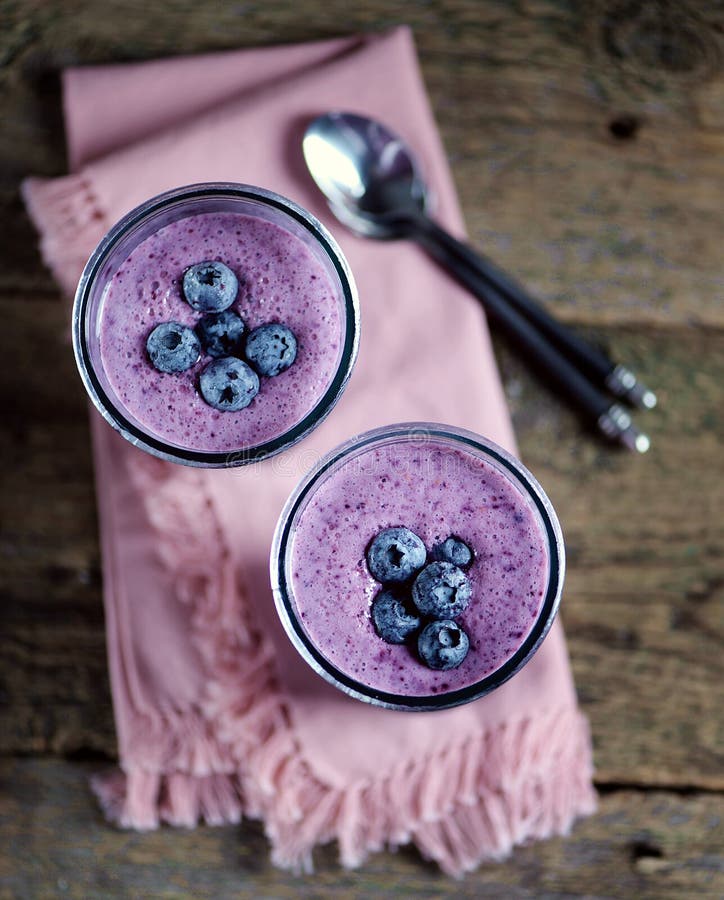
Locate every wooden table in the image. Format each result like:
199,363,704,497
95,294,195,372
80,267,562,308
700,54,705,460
1,2,722,897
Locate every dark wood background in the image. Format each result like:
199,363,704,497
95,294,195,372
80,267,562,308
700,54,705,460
1,1,722,897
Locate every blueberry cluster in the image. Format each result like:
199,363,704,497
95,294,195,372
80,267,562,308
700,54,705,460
145,260,297,412
366,527,475,670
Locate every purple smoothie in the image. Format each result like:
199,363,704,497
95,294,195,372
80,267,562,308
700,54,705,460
286,437,552,698
99,211,342,453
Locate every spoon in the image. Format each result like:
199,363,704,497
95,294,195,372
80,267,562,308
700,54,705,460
303,111,654,452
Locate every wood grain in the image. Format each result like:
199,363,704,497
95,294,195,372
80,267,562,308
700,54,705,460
0,759,722,900
1,0,722,896
2,3,723,322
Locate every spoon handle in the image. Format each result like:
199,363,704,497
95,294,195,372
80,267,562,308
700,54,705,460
404,215,649,452
408,214,656,411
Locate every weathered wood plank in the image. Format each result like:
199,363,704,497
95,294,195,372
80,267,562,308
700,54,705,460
0,292,110,755
2,2,722,324
499,323,724,789
0,759,722,899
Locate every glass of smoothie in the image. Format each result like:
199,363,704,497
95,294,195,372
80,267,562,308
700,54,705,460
73,183,359,466
271,423,565,711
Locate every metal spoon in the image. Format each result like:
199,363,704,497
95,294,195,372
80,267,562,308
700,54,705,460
303,111,653,452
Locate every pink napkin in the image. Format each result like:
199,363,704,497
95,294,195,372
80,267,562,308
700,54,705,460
23,27,595,875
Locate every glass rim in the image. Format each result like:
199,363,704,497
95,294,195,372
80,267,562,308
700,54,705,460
72,182,360,467
270,422,565,712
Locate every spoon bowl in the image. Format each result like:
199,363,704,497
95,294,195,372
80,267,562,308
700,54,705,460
303,111,427,238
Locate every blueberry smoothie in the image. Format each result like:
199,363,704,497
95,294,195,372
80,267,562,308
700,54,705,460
100,211,342,452
272,425,564,710
73,184,359,465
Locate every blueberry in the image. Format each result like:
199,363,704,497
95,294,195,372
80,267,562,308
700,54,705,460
198,357,259,411
370,589,421,644
146,322,201,373
183,261,238,312
412,562,471,619
417,620,470,670
432,536,473,569
366,527,427,584
245,323,297,377
196,310,246,358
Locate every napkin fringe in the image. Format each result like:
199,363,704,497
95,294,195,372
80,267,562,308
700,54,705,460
22,175,107,298
88,448,298,821
90,768,247,830
262,705,596,877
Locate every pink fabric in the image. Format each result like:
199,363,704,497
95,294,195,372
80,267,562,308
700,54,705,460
23,27,596,875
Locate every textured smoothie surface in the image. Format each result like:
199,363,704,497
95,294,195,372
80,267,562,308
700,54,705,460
99,211,342,452
289,440,551,697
